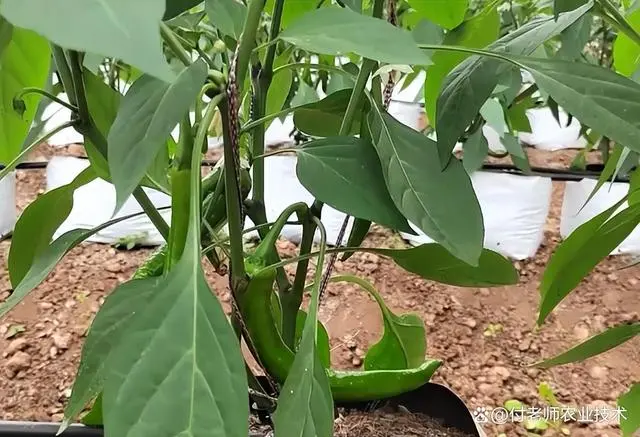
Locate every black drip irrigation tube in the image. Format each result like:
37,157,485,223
0,156,633,183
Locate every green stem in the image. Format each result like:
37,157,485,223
51,45,77,106
133,186,171,241
235,0,267,93
160,22,192,67
220,98,247,288
16,88,78,112
0,121,77,180
67,51,90,126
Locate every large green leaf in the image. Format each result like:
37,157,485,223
367,109,484,266
408,0,469,29
0,0,174,82
535,323,640,368
205,0,247,39
512,55,640,155
619,384,640,437
84,70,171,193
8,167,96,287
330,276,426,371
63,277,162,428
538,200,640,324
164,0,203,20
295,136,413,233
435,2,592,166
293,88,363,137
294,311,331,369
614,9,640,77
103,139,248,437
266,54,293,119
424,2,499,123
279,7,431,66
272,239,333,437
108,60,208,209
372,244,518,287
0,26,50,165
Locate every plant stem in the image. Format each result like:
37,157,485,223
16,88,78,112
160,22,192,66
133,186,171,241
235,0,267,93
51,45,77,105
67,51,90,127
220,98,247,289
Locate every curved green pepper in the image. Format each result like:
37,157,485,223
238,205,442,402
239,266,441,402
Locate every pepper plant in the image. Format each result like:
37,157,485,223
1,0,640,436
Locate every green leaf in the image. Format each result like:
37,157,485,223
580,144,624,211
535,323,640,369
0,16,13,56
279,7,431,66
556,14,592,61
0,26,50,165
0,210,170,321
619,384,640,437
614,9,640,77
266,0,315,27
435,2,592,167
108,60,208,209
293,88,363,137
480,98,506,136
295,311,331,368
363,288,425,370
272,239,333,437
511,55,640,157
103,134,248,437
80,394,103,426
462,127,489,174
0,0,174,82
164,0,204,20
424,2,499,124
506,99,532,133
408,0,469,29
266,59,293,120
503,133,531,172
341,219,372,261
295,136,413,233
373,244,518,287
538,200,640,324
8,167,96,287
205,0,247,39
367,109,484,266
411,18,445,49
84,69,172,193
64,276,162,428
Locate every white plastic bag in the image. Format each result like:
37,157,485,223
46,156,171,246
518,107,587,151
561,179,640,255
401,172,552,260
0,172,16,238
242,156,353,245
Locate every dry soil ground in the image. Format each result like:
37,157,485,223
1,145,639,437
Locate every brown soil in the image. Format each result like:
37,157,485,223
1,145,639,437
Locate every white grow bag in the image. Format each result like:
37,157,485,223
242,156,354,246
0,172,17,238
401,172,553,260
46,156,171,246
561,179,640,255
518,107,587,151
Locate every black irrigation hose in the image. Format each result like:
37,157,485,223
1,157,632,183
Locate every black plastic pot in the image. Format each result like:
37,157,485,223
0,382,484,437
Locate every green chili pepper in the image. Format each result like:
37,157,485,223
238,205,442,402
